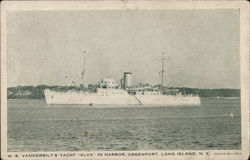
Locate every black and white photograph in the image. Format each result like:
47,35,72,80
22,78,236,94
1,1,249,160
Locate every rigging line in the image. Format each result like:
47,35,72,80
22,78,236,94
161,51,165,94
81,50,86,87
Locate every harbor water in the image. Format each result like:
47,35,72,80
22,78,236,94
7,98,241,152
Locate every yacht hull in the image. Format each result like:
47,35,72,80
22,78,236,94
44,89,201,106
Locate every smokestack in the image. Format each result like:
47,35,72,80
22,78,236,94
123,72,132,88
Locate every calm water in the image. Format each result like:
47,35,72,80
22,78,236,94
8,98,241,152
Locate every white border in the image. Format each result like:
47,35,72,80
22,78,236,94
1,1,249,160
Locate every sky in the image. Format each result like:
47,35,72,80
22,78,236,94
7,9,240,89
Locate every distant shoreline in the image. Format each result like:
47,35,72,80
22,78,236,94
7,85,240,99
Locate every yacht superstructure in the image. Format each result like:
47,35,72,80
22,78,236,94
44,51,201,106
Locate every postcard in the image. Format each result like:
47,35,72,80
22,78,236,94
1,1,249,160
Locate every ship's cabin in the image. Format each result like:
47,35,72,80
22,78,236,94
127,87,162,95
99,79,118,89
97,88,128,96
137,91,161,95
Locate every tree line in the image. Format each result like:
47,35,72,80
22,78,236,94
7,85,240,99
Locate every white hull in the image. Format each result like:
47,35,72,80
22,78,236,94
44,89,201,106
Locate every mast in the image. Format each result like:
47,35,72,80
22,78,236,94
81,50,86,89
161,52,165,94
